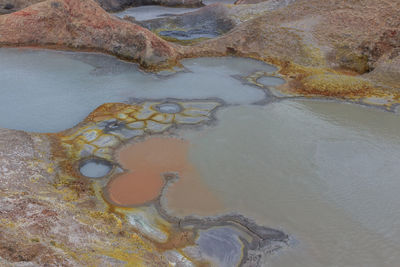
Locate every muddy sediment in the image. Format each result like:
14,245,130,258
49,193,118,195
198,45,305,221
107,137,223,214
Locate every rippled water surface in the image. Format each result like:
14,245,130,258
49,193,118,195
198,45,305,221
182,101,400,267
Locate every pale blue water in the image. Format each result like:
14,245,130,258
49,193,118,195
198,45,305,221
0,48,276,132
80,160,112,178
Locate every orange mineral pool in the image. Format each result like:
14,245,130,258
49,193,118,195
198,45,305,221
106,137,222,216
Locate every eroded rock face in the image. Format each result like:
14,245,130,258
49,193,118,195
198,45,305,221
0,0,178,68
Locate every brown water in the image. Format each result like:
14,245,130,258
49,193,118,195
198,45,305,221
107,137,222,214
181,100,400,267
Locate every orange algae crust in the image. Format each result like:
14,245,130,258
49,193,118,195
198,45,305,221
84,102,141,123
52,100,220,162
255,59,400,107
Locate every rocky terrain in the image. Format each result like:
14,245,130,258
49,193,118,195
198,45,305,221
1,0,398,93
127,0,399,100
0,0,399,265
0,0,178,68
161,0,399,94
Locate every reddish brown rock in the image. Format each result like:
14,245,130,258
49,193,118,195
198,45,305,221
0,0,178,68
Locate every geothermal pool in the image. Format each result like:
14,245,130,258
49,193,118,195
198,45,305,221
2,48,400,266
181,101,400,266
0,48,275,132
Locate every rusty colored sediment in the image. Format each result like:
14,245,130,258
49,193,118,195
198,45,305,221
107,137,223,215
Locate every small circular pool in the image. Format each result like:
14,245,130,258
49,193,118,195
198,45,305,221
79,158,113,178
154,102,183,114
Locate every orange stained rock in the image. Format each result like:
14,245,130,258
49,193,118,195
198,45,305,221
106,137,222,215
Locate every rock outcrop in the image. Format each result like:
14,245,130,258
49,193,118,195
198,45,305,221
169,0,400,95
0,0,178,68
